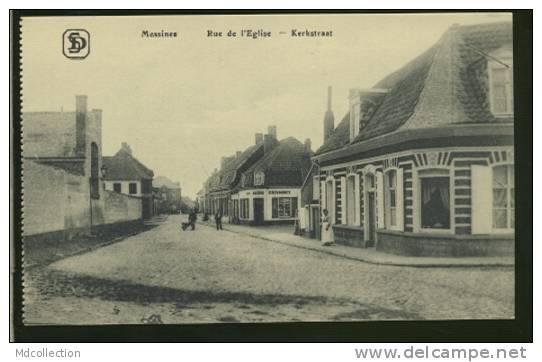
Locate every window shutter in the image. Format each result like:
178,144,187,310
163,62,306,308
354,174,361,226
340,176,347,224
471,164,492,234
272,198,278,219
396,168,404,231
376,171,385,229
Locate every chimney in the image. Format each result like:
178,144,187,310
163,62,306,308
236,151,242,158
121,142,132,155
220,156,228,169
304,138,312,152
75,95,87,156
323,86,335,142
263,134,277,155
267,125,277,140
255,133,264,145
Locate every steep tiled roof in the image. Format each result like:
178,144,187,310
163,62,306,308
209,143,264,191
103,148,154,181
242,137,313,188
315,21,513,157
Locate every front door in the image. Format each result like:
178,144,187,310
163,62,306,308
253,198,264,225
311,206,320,239
367,192,377,247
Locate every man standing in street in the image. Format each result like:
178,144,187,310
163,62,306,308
189,209,197,230
214,211,223,230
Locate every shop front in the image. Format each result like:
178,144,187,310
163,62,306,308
231,188,300,225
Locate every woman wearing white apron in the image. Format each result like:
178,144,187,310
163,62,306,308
321,209,334,246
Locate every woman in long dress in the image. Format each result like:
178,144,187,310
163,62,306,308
321,209,334,246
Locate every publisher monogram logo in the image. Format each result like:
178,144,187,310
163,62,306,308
63,29,90,59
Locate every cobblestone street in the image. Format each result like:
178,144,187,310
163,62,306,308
23,215,514,325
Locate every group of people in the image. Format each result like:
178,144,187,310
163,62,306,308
183,206,334,247
181,209,223,231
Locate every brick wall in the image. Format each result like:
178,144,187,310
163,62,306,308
23,160,141,238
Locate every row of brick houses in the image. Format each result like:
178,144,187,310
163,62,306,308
22,95,182,241
200,126,314,225
301,21,515,257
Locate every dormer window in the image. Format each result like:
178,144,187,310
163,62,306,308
348,88,388,142
349,89,362,142
254,171,265,186
488,50,513,117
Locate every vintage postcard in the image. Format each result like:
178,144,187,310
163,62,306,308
14,12,522,330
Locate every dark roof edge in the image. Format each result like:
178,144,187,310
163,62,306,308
313,123,514,164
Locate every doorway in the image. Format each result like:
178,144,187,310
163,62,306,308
366,191,377,246
253,198,264,225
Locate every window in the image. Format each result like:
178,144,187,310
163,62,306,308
254,172,265,186
240,199,249,219
129,182,138,195
385,170,397,227
90,142,100,199
419,170,450,230
489,59,513,116
312,176,320,201
272,197,298,218
113,183,121,193
325,179,335,222
345,176,356,225
492,164,514,230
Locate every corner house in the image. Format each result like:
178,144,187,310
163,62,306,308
232,137,313,225
312,22,514,257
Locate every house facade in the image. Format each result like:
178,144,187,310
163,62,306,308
203,130,267,219
153,176,182,214
231,136,313,225
312,22,515,257
103,143,154,219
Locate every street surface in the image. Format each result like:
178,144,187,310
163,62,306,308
24,215,514,324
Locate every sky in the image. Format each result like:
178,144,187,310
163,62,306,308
21,12,511,198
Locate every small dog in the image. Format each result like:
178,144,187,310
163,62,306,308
181,222,190,231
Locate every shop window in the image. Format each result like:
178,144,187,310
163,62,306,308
272,197,298,218
240,199,249,219
489,57,513,116
113,183,121,193
419,169,450,230
129,182,138,195
492,164,514,230
385,170,397,227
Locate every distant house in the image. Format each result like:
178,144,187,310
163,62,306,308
153,176,182,214
231,136,313,225
203,129,268,219
312,22,514,257
103,143,154,219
